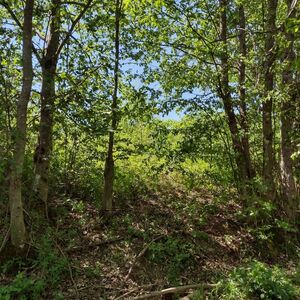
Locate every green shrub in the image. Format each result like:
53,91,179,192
1,233,68,299
147,237,194,284
0,272,44,300
36,233,68,288
213,260,298,300
114,154,162,201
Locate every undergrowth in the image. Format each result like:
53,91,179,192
0,232,67,299
147,236,195,284
211,260,299,300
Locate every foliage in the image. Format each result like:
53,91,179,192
212,260,299,300
0,272,44,300
147,237,194,284
235,196,298,251
36,233,68,288
0,233,68,299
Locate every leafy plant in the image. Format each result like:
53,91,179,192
0,272,44,300
36,233,68,288
212,260,298,300
147,237,194,283
0,232,69,299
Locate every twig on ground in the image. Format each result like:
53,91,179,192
114,283,158,300
125,235,165,280
114,287,140,300
65,237,123,253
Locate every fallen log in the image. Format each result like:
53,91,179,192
130,283,216,300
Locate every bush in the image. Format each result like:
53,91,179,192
212,260,298,300
0,272,44,300
36,234,68,288
0,232,68,299
147,237,194,284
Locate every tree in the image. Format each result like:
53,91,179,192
8,0,34,249
280,0,298,221
218,0,249,190
0,8,19,196
262,0,278,199
33,0,93,216
33,0,61,217
238,2,255,182
102,0,121,211
1,0,94,217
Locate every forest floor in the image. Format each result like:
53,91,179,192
0,178,298,299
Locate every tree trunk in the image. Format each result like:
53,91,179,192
32,0,92,215
9,0,34,249
102,0,121,211
238,4,255,181
219,0,248,189
263,0,277,199
280,0,297,221
33,0,60,216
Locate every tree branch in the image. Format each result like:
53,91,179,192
62,1,86,6
56,0,94,56
0,0,42,64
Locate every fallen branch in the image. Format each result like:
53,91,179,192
115,289,138,300
131,283,216,300
65,237,123,253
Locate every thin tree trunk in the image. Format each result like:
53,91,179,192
280,0,297,221
219,0,248,190
102,0,121,211
33,0,60,216
238,4,255,181
263,0,277,199
32,0,92,215
9,0,34,249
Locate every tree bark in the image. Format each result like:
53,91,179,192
263,0,277,199
219,0,248,189
9,0,34,249
102,0,121,211
280,0,298,221
33,0,60,216
238,4,255,181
